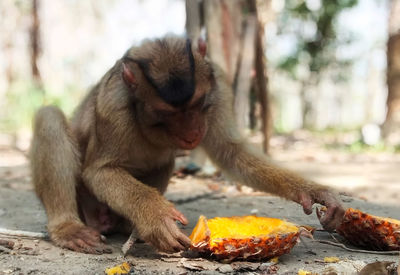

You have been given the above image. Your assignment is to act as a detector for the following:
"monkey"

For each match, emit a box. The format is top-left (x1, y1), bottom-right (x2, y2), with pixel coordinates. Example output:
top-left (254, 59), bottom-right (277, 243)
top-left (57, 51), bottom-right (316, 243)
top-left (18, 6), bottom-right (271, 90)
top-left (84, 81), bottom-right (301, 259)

top-left (30, 36), bottom-right (345, 254)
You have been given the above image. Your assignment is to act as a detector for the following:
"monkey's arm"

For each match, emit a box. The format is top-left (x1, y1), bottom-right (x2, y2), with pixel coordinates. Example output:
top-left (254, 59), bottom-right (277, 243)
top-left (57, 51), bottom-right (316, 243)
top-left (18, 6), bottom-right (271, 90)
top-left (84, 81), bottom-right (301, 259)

top-left (203, 130), bottom-right (344, 230)
top-left (201, 83), bottom-right (344, 231)
top-left (82, 165), bottom-right (190, 252)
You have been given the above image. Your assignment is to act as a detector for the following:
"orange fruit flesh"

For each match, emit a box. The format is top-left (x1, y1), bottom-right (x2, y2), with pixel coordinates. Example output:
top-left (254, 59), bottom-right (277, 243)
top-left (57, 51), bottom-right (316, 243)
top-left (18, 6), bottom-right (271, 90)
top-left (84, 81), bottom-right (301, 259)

top-left (206, 216), bottom-right (298, 246)
top-left (189, 215), bottom-right (209, 245)
top-left (190, 215), bottom-right (299, 246)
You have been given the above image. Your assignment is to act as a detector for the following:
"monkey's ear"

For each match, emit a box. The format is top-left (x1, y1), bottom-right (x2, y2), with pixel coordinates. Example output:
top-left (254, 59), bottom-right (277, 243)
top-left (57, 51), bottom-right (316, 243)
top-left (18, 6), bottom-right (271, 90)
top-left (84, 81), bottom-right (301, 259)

top-left (122, 62), bottom-right (137, 89)
top-left (197, 38), bottom-right (207, 58)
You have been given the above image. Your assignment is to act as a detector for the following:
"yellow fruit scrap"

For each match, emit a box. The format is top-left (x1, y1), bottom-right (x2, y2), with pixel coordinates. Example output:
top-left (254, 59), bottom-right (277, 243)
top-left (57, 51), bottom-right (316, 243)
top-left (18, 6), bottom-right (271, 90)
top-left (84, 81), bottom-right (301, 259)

top-left (324, 256), bottom-right (340, 263)
top-left (189, 215), bottom-right (300, 260)
top-left (270, 257), bottom-right (279, 264)
top-left (105, 262), bottom-right (131, 275)
top-left (298, 269), bottom-right (312, 275)
top-left (189, 215), bottom-right (210, 247)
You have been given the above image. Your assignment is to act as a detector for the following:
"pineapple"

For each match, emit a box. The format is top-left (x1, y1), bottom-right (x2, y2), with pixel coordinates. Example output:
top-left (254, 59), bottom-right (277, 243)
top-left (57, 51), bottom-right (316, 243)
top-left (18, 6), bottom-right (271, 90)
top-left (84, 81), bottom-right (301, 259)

top-left (189, 215), bottom-right (300, 260)
top-left (337, 208), bottom-right (400, 250)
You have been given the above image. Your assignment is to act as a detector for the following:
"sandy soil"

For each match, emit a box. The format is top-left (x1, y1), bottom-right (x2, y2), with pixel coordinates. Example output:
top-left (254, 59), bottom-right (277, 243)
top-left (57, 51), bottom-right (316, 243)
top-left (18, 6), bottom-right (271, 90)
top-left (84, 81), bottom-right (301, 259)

top-left (0, 138), bottom-right (399, 274)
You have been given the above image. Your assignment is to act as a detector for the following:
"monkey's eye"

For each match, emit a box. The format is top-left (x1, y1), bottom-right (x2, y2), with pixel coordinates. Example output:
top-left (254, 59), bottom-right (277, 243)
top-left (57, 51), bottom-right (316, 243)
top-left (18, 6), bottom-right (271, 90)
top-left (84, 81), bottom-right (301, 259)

top-left (201, 102), bottom-right (212, 112)
top-left (155, 110), bottom-right (177, 117)
top-left (151, 121), bottom-right (165, 128)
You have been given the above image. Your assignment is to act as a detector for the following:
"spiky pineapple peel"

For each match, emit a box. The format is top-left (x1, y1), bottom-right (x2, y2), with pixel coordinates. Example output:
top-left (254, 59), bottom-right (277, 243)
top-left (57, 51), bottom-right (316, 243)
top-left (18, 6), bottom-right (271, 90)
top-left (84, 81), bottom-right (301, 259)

top-left (336, 208), bottom-right (400, 251)
top-left (189, 215), bottom-right (301, 260)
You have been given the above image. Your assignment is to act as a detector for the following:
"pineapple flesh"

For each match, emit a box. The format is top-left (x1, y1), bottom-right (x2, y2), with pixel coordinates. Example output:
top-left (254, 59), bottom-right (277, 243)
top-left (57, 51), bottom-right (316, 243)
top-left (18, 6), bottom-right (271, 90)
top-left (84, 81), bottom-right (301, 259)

top-left (189, 215), bottom-right (300, 260)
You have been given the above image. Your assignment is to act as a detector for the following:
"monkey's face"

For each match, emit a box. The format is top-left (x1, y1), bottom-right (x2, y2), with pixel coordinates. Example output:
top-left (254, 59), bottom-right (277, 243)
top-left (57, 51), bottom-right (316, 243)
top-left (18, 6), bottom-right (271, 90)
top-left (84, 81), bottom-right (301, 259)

top-left (121, 36), bottom-right (215, 150)
top-left (147, 94), bottom-right (211, 150)
top-left (131, 78), bottom-right (214, 150)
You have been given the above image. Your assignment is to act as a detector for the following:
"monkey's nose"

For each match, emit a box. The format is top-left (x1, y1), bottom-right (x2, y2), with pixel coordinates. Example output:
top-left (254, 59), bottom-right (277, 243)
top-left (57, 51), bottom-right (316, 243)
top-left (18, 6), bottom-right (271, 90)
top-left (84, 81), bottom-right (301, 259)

top-left (182, 137), bottom-right (196, 143)
top-left (182, 132), bottom-right (200, 143)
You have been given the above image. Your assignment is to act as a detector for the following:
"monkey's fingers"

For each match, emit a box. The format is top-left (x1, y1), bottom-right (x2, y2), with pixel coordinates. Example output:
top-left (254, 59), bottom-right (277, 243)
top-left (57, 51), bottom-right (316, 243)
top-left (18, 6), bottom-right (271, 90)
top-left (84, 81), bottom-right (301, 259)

top-left (155, 219), bottom-right (191, 253)
top-left (298, 192), bottom-right (314, 215)
top-left (176, 230), bottom-right (191, 248)
top-left (169, 222), bottom-right (191, 249)
top-left (166, 219), bottom-right (191, 247)
top-left (156, 229), bottom-right (185, 253)
top-left (317, 204), bottom-right (345, 232)
top-left (170, 208), bottom-right (188, 225)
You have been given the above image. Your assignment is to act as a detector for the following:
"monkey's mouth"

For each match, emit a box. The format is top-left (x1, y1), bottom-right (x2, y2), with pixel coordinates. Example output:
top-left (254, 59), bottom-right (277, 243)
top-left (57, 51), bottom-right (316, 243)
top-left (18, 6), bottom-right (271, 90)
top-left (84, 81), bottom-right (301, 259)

top-left (174, 135), bottom-right (203, 150)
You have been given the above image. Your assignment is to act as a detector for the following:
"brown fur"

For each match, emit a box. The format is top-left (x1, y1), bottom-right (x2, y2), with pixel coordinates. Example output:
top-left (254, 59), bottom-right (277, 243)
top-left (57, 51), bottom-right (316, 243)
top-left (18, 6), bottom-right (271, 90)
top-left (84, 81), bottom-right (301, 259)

top-left (30, 36), bottom-right (344, 254)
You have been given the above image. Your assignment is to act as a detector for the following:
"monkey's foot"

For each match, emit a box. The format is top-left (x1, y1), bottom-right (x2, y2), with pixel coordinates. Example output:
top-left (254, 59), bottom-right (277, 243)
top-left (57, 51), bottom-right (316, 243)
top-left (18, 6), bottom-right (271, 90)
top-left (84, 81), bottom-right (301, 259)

top-left (51, 221), bottom-right (112, 254)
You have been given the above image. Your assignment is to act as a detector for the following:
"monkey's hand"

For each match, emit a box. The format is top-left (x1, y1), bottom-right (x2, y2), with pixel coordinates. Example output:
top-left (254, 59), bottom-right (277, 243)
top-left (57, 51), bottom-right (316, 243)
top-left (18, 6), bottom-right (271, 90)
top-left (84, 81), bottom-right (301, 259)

top-left (51, 221), bottom-right (112, 254)
top-left (298, 188), bottom-right (345, 231)
top-left (135, 198), bottom-right (191, 253)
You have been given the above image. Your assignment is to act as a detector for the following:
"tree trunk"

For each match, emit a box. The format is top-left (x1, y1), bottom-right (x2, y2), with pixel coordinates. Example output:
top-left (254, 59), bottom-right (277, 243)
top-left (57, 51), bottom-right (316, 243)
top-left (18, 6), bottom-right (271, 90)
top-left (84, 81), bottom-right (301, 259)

top-left (185, 0), bottom-right (202, 42)
top-left (234, 16), bottom-right (257, 132)
top-left (30, 0), bottom-right (43, 89)
top-left (185, 0), bottom-right (208, 168)
top-left (383, 0), bottom-right (400, 145)
top-left (203, 0), bottom-right (242, 85)
top-left (251, 0), bottom-right (273, 153)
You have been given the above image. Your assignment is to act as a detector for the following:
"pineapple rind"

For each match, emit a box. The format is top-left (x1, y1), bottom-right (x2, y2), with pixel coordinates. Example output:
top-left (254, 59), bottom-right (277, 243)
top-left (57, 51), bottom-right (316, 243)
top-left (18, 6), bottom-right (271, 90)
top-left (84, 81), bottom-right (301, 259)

top-left (337, 208), bottom-right (400, 251)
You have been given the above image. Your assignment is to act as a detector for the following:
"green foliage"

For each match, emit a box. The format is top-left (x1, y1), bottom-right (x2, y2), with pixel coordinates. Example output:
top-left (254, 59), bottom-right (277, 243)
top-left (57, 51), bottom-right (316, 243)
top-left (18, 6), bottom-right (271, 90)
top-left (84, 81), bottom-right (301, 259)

top-left (326, 138), bottom-right (400, 153)
top-left (277, 0), bottom-right (358, 82)
top-left (0, 81), bottom-right (82, 133)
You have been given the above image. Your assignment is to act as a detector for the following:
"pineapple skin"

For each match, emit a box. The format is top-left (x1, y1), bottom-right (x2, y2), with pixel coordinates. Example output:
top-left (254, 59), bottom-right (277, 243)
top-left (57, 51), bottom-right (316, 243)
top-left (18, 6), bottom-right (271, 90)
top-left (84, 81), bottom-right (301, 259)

top-left (337, 208), bottom-right (400, 251)
top-left (208, 232), bottom-right (300, 260)
top-left (190, 215), bottom-right (300, 261)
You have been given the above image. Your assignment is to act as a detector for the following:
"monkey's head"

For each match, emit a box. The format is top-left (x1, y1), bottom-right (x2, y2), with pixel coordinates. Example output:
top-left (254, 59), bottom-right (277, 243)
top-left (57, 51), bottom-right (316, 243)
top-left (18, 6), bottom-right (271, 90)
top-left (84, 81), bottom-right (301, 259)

top-left (121, 36), bottom-right (215, 150)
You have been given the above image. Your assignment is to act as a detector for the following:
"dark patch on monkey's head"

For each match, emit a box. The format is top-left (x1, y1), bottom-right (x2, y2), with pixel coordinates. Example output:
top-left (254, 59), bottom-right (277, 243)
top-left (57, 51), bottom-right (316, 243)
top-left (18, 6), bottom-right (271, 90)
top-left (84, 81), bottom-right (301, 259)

top-left (125, 38), bottom-right (196, 107)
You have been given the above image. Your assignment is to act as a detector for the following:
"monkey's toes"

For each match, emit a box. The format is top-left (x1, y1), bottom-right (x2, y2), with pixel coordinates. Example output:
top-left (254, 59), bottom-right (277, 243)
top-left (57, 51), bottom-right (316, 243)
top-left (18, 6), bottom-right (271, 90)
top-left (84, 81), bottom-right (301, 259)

top-left (51, 221), bottom-right (113, 254)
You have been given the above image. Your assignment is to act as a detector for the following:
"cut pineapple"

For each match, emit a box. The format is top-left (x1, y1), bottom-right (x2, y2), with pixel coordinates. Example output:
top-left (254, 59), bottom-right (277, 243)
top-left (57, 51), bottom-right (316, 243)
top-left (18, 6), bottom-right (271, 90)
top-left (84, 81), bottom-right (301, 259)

top-left (337, 208), bottom-right (400, 250)
top-left (189, 215), bottom-right (300, 260)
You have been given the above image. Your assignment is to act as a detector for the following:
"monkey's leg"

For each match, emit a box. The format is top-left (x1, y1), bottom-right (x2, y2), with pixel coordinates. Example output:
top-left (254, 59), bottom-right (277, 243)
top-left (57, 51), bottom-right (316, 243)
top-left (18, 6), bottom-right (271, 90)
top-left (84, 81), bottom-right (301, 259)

top-left (30, 106), bottom-right (111, 254)
top-left (77, 184), bottom-right (123, 235)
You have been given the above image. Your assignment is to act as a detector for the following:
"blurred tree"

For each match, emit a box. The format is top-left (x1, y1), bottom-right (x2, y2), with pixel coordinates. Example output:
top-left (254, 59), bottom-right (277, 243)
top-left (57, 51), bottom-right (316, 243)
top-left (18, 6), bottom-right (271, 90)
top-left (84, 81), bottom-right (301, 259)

top-left (383, 0), bottom-right (400, 145)
top-left (250, 0), bottom-right (273, 153)
top-left (185, 0), bottom-right (272, 153)
top-left (30, 0), bottom-right (43, 89)
top-left (276, 0), bottom-right (357, 128)
top-left (184, 0), bottom-right (272, 174)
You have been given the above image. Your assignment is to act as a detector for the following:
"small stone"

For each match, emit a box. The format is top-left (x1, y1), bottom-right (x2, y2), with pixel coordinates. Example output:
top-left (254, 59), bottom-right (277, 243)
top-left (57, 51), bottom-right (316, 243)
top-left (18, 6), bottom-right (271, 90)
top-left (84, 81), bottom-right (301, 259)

top-left (259, 262), bottom-right (274, 271)
top-left (218, 264), bottom-right (233, 273)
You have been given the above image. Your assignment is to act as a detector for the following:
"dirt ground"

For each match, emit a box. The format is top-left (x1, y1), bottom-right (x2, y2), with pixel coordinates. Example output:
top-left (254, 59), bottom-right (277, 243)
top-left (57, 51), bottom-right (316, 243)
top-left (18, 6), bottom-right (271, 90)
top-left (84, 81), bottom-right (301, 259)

top-left (0, 134), bottom-right (399, 275)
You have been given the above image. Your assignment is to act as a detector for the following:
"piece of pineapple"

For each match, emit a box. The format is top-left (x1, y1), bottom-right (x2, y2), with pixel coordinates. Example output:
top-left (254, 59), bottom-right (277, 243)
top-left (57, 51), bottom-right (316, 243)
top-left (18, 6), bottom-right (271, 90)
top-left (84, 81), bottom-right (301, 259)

top-left (189, 215), bottom-right (300, 260)
top-left (337, 208), bottom-right (400, 250)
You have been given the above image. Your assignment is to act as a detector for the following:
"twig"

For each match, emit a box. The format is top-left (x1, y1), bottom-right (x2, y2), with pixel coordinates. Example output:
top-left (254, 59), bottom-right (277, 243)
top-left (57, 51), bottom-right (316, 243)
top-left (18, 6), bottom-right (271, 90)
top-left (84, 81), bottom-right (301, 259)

top-left (313, 239), bottom-right (400, 256)
top-left (122, 229), bottom-right (139, 256)
top-left (0, 246), bottom-right (13, 254)
top-left (0, 228), bottom-right (48, 239)
top-left (0, 239), bottom-right (14, 249)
